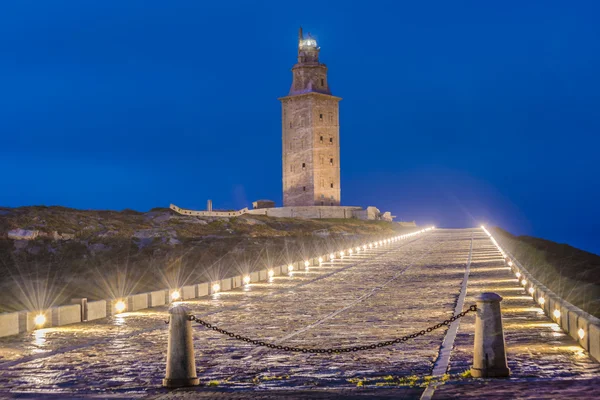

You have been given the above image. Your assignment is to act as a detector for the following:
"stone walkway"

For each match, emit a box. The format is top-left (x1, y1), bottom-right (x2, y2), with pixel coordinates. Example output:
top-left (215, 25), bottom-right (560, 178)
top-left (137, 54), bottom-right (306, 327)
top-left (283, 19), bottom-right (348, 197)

top-left (0, 229), bottom-right (597, 399)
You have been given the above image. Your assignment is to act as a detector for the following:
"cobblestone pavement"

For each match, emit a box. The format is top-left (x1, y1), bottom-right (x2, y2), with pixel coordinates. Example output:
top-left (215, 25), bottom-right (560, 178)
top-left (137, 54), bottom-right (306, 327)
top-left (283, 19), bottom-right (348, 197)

top-left (0, 229), bottom-right (598, 399)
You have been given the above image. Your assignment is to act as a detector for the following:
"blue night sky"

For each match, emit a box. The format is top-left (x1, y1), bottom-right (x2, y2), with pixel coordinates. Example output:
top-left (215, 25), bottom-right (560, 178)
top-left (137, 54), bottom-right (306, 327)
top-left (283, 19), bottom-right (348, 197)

top-left (1, 1), bottom-right (599, 254)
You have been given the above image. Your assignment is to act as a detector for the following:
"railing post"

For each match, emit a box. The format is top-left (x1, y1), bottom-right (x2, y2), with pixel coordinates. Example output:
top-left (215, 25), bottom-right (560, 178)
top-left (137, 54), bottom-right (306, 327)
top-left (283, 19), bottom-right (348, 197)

top-left (471, 292), bottom-right (510, 378)
top-left (163, 306), bottom-right (200, 388)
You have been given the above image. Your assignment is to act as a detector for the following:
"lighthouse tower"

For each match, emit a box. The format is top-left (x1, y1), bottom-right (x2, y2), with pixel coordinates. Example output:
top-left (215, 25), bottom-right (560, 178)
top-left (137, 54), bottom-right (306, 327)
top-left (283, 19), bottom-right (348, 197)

top-left (280, 28), bottom-right (342, 207)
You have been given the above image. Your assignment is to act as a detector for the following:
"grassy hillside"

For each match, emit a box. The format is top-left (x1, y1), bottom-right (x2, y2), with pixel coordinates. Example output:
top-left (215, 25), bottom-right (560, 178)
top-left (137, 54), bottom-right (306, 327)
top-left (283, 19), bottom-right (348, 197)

top-left (0, 206), bottom-right (418, 313)
top-left (492, 227), bottom-right (600, 318)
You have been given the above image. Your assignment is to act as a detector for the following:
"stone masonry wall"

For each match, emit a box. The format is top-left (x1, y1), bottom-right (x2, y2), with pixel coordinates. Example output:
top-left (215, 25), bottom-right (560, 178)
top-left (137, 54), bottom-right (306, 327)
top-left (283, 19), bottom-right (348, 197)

top-left (281, 93), bottom-right (341, 206)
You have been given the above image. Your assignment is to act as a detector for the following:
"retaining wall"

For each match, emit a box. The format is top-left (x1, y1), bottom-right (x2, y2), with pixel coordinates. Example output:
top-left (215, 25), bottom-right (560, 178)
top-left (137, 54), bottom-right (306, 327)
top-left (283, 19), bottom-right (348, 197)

top-left (498, 240), bottom-right (600, 362)
top-left (246, 206), bottom-right (363, 219)
top-left (52, 304), bottom-right (81, 326)
top-left (0, 312), bottom-right (19, 337)
top-left (127, 293), bottom-right (149, 312)
top-left (150, 290), bottom-right (167, 307)
top-left (170, 204), bottom-right (248, 217)
top-left (87, 300), bottom-right (107, 321)
top-left (182, 285), bottom-right (196, 300)
top-left (171, 203), bottom-right (399, 221)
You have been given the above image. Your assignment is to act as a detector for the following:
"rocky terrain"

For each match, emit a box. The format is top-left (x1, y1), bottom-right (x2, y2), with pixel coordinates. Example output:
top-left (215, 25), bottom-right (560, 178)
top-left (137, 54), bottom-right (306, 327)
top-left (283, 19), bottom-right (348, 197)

top-left (0, 206), bottom-right (416, 313)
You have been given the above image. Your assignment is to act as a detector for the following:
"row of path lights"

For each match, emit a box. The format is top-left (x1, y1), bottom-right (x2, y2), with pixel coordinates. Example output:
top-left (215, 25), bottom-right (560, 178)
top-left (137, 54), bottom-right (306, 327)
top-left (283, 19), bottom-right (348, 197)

top-left (31, 228), bottom-right (436, 329)
top-left (227, 228), bottom-right (436, 287)
top-left (162, 226), bottom-right (517, 384)
top-left (480, 226), bottom-right (586, 342)
top-left (163, 227), bottom-right (437, 387)
top-left (28, 227), bottom-right (435, 328)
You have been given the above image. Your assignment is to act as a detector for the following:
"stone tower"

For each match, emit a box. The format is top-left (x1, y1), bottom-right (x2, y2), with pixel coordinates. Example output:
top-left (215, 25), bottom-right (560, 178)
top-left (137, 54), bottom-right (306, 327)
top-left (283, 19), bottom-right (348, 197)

top-left (280, 27), bottom-right (342, 207)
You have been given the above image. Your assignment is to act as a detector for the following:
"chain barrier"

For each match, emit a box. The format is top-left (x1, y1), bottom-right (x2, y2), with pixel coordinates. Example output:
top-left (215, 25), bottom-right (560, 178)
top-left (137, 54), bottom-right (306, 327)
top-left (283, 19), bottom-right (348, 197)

top-left (189, 304), bottom-right (477, 354)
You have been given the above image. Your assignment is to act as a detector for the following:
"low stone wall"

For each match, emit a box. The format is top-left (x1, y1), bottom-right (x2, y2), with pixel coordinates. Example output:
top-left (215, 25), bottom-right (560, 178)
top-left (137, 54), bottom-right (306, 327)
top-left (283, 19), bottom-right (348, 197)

top-left (247, 206), bottom-right (362, 219)
top-left (182, 285), bottom-right (196, 300)
top-left (149, 290), bottom-right (167, 307)
top-left (87, 300), bottom-right (107, 321)
top-left (0, 231), bottom-right (424, 338)
top-left (170, 204), bottom-right (248, 217)
top-left (485, 228), bottom-right (600, 362)
top-left (171, 203), bottom-right (398, 221)
top-left (398, 221), bottom-right (417, 227)
top-left (0, 312), bottom-right (19, 337)
top-left (127, 293), bottom-right (149, 312)
top-left (52, 304), bottom-right (81, 326)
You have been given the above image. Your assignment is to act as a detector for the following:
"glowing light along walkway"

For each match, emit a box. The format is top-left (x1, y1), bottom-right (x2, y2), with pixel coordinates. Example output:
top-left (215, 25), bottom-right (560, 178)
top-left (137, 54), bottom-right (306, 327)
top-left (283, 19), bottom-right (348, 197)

top-left (0, 229), bottom-right (432, 369)
top-left (0, 228), bottom-right (597, 398)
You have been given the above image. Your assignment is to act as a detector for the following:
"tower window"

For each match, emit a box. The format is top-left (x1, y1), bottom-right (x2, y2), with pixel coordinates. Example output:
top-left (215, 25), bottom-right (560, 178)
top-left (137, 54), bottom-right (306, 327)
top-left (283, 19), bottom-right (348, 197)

top-left (329, 137), bottom-right (333, 144)
top-left (289, 122), bottom-right (292, 128)
top-left (321, 194), bottom-right (325, 199)
top-left (330, 183), bottom-right (334, 188)
top-left (321, 79), bottom-right (324, 86)
top-left (303, 186), bottom-right (306, 191)
top-left (319, 113), bottom-right (323, 120)
top-left (320, 135), bottom-right (323, 143)
top-left (330, 158), bottom-right (333, 165)
top-left (302, 162), bottom-right (306, 169)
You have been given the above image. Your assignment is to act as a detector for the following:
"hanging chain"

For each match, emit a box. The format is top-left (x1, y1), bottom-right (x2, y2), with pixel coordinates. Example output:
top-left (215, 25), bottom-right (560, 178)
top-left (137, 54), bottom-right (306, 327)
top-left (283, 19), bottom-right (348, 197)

top-left (190, 304), bottom-right (476, 354)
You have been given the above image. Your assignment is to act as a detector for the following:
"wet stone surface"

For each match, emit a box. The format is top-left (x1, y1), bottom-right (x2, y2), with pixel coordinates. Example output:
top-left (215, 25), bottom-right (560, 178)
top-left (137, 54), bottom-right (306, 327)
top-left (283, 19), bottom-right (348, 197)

top-left (0, 229), bottom-right (598, 399)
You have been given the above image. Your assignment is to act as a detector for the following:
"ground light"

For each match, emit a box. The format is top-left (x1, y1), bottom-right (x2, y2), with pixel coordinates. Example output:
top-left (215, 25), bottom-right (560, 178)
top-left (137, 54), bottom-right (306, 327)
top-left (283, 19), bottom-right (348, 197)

top-left (329, 253), bottom-right (335, 260)
top-left (115, 300), bottom-right (126, 313)
top-left (268, 269), bottom-right (274, 279)
top-left (171, 290), bottom-right (181, 301)
top-left (521, 279), bottom-right (527, 286)
top-left (304, 261), bottom-right (310, 268)
top-left (212, 283), bottom-right (220, 293)
top-left (243, 276), bottom-right (251, 285)
top-left (318, 257), bottom-right (323, 264)
top-left (578, 328), bottom-right (585, 340)
top-left (553, 309), bottom-right (561, 319)
top-left (538, 297), bottom-right (545, 306)
top-left (34, 313), bottom-right (46, 326)
top-left (528, 287), bottom-right (535, 295)
top-left (516, 272), bottom-right (521, 278)
top-left (288, 264), bottom-right (294, 271)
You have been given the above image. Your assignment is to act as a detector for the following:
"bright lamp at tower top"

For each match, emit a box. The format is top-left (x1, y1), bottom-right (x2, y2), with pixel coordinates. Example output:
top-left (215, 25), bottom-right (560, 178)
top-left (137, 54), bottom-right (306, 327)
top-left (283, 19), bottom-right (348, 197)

top-left (301, 38), bottom-right (317, 48)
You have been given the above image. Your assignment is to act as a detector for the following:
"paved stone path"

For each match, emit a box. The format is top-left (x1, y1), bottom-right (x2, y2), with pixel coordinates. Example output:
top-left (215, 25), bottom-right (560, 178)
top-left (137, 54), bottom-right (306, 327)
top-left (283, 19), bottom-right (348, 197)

top-left (0, 229), bottom-right (597, 399)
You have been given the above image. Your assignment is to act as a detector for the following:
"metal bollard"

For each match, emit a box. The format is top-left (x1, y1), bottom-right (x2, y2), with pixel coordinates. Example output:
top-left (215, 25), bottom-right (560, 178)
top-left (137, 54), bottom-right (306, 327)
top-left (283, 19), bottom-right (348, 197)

top-left (471, 292), bottom-right (510, 378)
top-left (163, 306), bottom-right (200, 388)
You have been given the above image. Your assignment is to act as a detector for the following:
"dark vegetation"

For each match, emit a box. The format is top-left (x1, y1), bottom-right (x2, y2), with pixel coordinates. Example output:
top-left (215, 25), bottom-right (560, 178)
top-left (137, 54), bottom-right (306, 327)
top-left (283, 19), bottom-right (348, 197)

top-left (0, 206), bottom-right (419, 313)
top-left (492, 227), bottom-right (600, 318)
